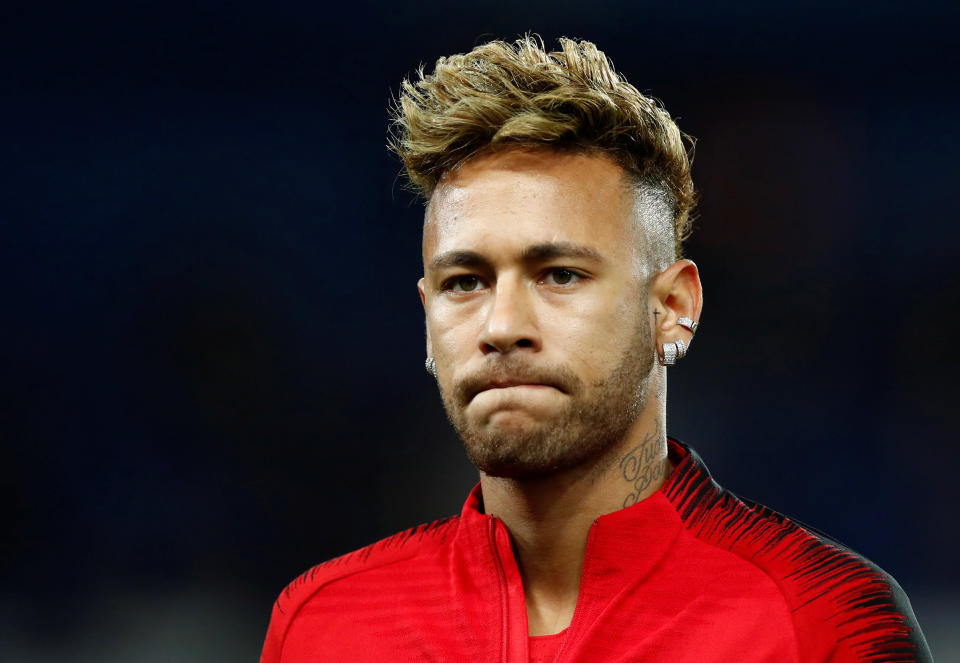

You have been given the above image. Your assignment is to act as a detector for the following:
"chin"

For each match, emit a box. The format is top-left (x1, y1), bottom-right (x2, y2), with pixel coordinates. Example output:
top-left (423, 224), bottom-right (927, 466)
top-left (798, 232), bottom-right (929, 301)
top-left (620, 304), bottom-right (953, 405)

top-left (461, 422), bottom-right (604, 480)
top-left (472, 455), bottom-right (567, 480)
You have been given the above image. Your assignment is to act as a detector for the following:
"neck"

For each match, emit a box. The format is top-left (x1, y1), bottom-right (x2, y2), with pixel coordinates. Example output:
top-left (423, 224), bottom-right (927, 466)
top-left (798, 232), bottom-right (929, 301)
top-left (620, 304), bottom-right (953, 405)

top-left (478, 377), bottom-right (670, 636)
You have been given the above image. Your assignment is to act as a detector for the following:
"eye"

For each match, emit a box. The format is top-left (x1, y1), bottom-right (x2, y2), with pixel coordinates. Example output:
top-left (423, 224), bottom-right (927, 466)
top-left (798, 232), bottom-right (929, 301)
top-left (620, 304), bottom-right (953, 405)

top-left (543, 268), bottom-right (582, 286)
top-left (443, 275), bottom-right (484, 292)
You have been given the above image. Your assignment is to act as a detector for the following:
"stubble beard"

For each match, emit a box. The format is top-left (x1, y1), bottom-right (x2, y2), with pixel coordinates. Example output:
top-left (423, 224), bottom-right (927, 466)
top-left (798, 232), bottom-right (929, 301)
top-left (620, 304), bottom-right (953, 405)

top-left (439, 319), bottom-right (656, 480)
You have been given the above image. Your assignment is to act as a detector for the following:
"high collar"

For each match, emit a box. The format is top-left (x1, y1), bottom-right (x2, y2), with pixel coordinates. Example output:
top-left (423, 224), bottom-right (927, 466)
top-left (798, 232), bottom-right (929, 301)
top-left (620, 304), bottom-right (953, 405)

top-left (452, 439), bottom-right (700, 648)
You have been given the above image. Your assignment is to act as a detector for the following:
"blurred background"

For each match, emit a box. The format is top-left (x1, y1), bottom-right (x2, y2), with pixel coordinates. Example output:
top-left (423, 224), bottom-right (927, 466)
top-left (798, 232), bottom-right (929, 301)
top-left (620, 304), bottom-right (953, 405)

top-left (3, 1), bottom-right (958, 660)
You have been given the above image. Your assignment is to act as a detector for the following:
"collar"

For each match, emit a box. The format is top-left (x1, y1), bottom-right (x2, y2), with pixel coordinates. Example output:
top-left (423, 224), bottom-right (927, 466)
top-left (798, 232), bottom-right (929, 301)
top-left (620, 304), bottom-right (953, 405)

top-left (452, 439), bottom-right (702, 646)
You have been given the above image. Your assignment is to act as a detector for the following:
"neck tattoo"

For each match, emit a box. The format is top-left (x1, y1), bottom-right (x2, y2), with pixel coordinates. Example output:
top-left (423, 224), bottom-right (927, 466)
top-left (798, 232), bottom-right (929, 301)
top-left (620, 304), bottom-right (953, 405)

top-left (617, 416), bottom-right (665, 508)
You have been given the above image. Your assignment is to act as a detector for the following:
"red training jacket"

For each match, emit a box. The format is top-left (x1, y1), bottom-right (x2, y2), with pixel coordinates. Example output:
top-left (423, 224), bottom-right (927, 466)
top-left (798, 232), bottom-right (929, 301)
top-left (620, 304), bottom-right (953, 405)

top-left (261, 440), bottom-right (930, 662)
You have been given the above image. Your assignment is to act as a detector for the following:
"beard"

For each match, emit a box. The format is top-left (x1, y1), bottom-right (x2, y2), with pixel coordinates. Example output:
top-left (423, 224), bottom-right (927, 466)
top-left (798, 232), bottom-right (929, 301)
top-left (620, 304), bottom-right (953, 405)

top-left (439, 318), bottom-right (656, 480)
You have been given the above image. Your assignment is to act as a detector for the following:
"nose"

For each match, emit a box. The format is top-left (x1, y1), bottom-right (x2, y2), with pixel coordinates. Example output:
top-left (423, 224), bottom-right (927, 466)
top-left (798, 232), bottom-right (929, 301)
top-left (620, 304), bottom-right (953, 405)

top-left (478, 279), bottom-right (542, 355)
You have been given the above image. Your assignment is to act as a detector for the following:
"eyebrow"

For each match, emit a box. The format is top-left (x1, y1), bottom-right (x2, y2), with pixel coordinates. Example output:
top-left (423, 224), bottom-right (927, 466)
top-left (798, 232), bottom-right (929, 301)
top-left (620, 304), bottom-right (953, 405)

top-left (521, 242), bottom-right (603, 263)
top-left (428, 242), bottom-right (603, 273)
top-left (428, 250), bottom-right (489, 272)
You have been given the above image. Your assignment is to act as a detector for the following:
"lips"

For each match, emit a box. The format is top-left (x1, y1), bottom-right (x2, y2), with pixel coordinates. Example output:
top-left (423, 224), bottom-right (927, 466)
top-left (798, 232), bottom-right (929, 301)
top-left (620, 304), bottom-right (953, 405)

top-left (454, 362), bottom-right (578, 405)
top-left (472, 379), bottom-right (563, 399)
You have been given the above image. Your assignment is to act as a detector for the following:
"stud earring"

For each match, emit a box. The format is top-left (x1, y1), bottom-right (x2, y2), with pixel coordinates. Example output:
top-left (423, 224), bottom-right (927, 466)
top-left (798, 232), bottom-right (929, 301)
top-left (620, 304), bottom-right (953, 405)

top-left (677, 317), bottom-right (698, 334)
top-left (658, 316), bottom-right (699, 366)
top-left (424, 357), bottom-right (437, 378)
top-left (675, 338), bottom-right (688, 360)
top-left (658, 342), bottom-right (678, 366)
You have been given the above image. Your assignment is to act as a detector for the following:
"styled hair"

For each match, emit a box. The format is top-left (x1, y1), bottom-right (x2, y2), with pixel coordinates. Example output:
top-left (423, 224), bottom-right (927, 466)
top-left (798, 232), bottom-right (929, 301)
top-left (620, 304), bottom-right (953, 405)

top-left (389, 35), bottom-right (696, 258)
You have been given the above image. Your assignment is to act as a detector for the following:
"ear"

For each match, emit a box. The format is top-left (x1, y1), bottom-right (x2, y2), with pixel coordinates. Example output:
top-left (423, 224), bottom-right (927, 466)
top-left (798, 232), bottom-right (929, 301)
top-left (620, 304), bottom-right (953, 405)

top-left (648, 259), bottom-right (703, 348)
top-left (417, 277), bottom-right (433, 358)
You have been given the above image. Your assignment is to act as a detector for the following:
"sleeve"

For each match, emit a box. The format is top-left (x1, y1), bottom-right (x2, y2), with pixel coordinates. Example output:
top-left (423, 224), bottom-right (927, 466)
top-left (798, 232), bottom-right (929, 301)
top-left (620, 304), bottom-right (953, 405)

top-left (822, 576), bottom-right (933, 663)
top-left (259, 596), bottom-right (291, 663)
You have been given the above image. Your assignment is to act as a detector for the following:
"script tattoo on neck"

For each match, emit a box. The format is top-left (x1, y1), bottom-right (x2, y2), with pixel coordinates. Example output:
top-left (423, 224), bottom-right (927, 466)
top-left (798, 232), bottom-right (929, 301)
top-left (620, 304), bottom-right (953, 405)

top-left (618, 416), bottom-right (665, 509)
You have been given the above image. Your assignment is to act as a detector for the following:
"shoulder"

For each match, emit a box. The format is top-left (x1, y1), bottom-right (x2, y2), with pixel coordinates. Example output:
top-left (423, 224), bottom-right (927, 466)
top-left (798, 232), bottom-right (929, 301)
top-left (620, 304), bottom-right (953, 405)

top-left (663, 440), bottom-right (931, 662)
top-left (259, 516), bottom-right (458, 663)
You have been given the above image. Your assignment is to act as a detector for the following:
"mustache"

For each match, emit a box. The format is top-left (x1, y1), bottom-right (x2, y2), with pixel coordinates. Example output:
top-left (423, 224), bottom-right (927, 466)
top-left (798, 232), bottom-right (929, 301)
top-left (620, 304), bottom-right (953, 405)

top-left (453, 357), bottom-right (583, 403)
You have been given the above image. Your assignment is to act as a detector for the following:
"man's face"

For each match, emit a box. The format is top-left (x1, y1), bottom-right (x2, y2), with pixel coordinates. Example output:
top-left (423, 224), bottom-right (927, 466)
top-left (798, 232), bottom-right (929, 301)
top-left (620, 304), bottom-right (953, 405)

top-left (419, 149), bottom-right (657, 479)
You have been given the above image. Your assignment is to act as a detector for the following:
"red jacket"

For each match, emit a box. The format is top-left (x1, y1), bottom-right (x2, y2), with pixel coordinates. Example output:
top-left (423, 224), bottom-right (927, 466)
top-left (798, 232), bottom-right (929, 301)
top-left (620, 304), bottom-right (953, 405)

top-left (261, 440), bottom-right (930, 662)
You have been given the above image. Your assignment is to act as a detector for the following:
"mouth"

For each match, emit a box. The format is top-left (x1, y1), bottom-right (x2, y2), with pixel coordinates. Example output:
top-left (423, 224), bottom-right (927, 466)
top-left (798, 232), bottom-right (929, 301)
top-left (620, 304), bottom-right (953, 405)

top-left (473, 380), bottom-right (564, 399)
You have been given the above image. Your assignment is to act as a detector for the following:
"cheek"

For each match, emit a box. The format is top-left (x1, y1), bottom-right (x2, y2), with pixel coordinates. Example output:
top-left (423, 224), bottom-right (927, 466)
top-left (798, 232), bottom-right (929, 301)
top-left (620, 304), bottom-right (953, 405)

top-left (428, 304), bottom-right (480, 361)
top-left (551, 316), bottom-right (610, 368)
top-left (542, 296), bottom-right (643, 367)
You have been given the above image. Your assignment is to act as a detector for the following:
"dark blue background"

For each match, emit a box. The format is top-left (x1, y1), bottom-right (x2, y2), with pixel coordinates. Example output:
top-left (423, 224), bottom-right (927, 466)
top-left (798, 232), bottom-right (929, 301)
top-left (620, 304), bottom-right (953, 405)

top-left (4, 1), bottom-right (958, 659)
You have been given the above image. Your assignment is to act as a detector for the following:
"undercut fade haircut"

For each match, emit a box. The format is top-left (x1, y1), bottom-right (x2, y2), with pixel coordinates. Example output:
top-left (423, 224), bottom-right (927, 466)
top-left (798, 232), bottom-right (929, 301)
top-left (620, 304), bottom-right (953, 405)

top-left (389, 35), bottom-right (697, 260)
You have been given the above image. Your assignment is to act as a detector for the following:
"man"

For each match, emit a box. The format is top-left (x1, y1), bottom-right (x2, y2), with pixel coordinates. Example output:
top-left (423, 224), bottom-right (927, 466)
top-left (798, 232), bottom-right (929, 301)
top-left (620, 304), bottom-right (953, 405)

top-left (260, 36), bottom-right (930, 662)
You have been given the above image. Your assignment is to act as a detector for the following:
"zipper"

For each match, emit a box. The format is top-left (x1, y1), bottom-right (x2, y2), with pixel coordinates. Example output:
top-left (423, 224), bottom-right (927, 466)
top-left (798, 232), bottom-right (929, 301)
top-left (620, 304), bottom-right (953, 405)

top-left (488, 517), bottom-right (510, 663)
top-left (553, 520), bottom-right (599, 662)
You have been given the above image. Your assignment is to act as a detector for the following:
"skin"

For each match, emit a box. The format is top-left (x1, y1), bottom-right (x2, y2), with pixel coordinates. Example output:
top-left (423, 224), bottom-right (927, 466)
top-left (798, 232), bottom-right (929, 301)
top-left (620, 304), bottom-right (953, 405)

top-left (418, 148), bottom-right (703, 636)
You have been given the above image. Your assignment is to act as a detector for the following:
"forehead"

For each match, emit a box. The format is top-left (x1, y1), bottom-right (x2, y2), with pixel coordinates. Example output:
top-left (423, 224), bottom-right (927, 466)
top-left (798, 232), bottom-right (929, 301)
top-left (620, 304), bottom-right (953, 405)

top-left (423, 149), bottom-right (638, 264)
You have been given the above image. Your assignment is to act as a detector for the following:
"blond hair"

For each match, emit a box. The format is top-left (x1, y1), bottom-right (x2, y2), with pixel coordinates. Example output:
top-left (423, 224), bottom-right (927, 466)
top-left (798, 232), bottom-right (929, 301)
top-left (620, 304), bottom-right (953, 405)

top-left (389, 35), bottom-right (696, 258)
